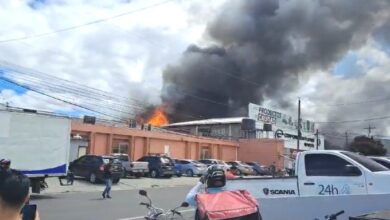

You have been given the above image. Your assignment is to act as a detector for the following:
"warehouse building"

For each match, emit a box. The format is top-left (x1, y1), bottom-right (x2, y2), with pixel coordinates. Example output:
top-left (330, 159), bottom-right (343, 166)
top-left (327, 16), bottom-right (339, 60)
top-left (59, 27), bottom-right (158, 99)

top-left (164, 103), bottom-right (325, 170)
top-left (70, 118), bottom-right (239, 162)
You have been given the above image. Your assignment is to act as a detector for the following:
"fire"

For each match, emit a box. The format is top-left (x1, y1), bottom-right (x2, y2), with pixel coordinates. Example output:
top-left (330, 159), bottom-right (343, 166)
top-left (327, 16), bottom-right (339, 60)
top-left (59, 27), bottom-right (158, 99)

top-left (147, 107), bottom-right (169, 127)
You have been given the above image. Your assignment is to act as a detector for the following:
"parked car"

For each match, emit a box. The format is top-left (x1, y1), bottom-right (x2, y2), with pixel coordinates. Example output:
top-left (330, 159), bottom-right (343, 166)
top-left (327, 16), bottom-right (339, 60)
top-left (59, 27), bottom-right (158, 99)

top-left (226, 161), bottom-right (254, 175)
top-left (198, 159), bottom-right (231, 171)
top-left (173, 160), bottom-right (183, 177)
top-left (245, 161), bottom-right (272, 176)
top-left (112, 153), bottom-right (149, 178)
top-left (137, 155), bottom-right (175, 178)
top-left (369, 156), bottom-right (390, 169)
top-left (174, 159), bottom-right (208, 177)
top-left (69, 155), bottom-right (123, 184)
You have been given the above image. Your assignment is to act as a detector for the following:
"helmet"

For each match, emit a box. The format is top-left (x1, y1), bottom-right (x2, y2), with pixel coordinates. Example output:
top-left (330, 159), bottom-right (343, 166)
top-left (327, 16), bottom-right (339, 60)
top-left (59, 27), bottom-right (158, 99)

top-left (0, 159), bottom-right (10, 166)
top-left (205, 165), bottom-right (226, 188)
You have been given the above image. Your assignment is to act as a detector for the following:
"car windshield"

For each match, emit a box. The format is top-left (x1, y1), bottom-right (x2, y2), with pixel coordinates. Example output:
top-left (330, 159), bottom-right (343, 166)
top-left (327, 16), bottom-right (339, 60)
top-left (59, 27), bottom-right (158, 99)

top-left (102, 157), bottom-right (120, 164)
top-left (160, 157), bottom-right (172, 164)
top-left (342, 152), bottom-right (389, 172)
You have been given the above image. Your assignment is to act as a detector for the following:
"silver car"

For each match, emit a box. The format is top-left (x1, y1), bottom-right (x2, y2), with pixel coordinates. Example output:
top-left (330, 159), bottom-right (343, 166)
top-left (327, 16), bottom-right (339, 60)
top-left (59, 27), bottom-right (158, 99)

top-left (175, 159), bottom-right (208, 177)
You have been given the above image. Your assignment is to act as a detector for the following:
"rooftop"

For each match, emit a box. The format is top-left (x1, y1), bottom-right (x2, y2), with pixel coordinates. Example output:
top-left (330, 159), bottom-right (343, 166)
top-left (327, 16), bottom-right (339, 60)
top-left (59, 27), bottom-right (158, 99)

top-left (164, 117), bottom-right (247, 127)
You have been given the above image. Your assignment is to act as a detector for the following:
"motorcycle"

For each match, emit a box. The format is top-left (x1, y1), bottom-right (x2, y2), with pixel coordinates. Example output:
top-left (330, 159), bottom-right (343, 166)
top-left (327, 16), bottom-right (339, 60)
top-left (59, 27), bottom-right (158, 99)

top-left (315, 210), bottom-right (345, 220)
top-left (139, 190), bottom-right (189, 220)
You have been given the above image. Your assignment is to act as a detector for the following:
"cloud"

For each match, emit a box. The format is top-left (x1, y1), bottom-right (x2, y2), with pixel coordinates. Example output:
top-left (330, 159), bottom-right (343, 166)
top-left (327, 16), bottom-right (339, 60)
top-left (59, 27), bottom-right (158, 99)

top-left (161, 0), bottom-right (390, 123)
top-left (0, 0), bottom-right (227, 118)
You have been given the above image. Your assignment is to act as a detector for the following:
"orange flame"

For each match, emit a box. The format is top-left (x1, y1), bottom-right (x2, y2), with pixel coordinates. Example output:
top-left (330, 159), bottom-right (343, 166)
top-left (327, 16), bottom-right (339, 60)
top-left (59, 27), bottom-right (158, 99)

top-left (147, 107), bottom-right (169, 127)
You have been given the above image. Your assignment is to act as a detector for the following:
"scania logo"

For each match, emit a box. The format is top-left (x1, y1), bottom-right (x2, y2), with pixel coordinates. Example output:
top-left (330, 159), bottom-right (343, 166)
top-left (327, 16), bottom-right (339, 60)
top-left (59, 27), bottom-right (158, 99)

top-left (263, 188), bottom-right (295, 195)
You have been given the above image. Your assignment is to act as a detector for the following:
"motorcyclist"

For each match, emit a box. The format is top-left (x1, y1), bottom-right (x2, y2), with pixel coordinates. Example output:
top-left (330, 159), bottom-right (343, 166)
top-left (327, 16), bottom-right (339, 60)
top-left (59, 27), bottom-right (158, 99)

top-left (185, 164), bottom-right (236, 207)
top-left (0, 159), bottom-right (11, 172)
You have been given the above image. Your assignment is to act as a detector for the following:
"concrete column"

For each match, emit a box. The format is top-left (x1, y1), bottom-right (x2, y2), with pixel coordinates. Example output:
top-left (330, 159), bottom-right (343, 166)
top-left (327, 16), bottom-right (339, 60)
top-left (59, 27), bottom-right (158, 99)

top-left (185, 141), bottom-right (190, 158)
top-left (195, 142), bottom-right (200, 160)
top-left (89, 132), bottom-right (95, 154)
top-left (106, 133), bottom-right (113, 155)
top-left (217, 145), bottom-right (222, 159)
top-left (129, 136), bottom-right (135, 160)
top-left (143, 137), bottom-right (150, 155)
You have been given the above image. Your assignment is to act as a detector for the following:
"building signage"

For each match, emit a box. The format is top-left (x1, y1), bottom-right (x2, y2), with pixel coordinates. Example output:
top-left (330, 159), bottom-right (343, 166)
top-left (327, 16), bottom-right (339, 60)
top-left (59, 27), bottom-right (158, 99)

top-left (248, 103), bottom-right (315, 133)
top-left (274, 129), bottom-right (317, 148)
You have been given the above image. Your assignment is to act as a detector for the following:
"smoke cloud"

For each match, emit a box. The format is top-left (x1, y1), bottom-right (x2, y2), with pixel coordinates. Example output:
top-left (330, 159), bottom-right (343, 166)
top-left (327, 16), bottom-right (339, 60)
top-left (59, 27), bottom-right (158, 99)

top-left (162, 0), bottom-right (390, 122)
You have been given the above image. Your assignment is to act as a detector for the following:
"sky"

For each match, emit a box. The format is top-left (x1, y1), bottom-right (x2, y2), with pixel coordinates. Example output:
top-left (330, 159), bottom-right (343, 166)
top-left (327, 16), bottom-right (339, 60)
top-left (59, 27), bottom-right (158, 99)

top-left (1, 0), bottom-right (390, 146)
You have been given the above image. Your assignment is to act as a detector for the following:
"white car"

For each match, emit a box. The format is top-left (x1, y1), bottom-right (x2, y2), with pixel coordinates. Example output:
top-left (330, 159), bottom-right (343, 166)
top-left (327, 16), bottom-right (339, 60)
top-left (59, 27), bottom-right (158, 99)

top-left (198, 159), bottom-right (231, 171)
top-left (369, 156), bottom-right (390, 169)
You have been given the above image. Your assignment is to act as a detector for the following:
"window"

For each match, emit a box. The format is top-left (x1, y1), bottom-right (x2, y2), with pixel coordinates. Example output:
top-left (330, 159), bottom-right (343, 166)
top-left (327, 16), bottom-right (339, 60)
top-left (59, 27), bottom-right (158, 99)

top-left (200, 147), bottom-right (211, 159)
top-left (118, 155), bottom-right (129, 162)
top-left (180, 160), bottom-right (190, 164)
top-left (92, 156), bottom-right (102, 164)
top-left (305, 154), bottom-right (361, 176)
top-left (341, 152), bottom-right (389, 172)
top-left (112, 142), bottom-right (128, 154)
top-left (76, 156), bottom-right (88, 164)
top-left (160, 157), bottom-right (173, 164)
top-left (373, 159), bottom-right (390, 169)
top-left (102, 157), bottom-right (120, 164)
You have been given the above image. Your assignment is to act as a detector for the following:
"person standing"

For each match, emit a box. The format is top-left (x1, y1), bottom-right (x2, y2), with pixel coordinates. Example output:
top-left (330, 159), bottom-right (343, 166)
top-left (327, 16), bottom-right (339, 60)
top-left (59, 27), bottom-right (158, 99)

top-left (102, 161), bottom-right (113, 199)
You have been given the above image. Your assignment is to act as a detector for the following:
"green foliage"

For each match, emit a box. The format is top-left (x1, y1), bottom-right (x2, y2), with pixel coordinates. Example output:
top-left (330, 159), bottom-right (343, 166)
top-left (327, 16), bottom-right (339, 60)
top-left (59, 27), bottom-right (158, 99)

top-left (348, 136), bottom-right (387, 156)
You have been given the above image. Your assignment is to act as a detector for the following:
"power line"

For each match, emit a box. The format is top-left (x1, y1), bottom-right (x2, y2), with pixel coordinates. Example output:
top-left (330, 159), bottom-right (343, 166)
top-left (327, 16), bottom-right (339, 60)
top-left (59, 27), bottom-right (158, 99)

top-left (0, 0), bottom-right (175, 44)
top-left (315, 115), bottom-right (390, 124)
top-left (0, 76), bottom-right (126, 121)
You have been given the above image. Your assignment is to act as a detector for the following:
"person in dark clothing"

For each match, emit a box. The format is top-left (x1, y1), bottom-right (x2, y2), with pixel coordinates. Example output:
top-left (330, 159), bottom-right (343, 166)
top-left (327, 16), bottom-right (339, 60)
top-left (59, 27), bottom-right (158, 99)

top-left (102, 162), bottom-right (113, 199)
top-left (0, 159), bottom-right (11, 172)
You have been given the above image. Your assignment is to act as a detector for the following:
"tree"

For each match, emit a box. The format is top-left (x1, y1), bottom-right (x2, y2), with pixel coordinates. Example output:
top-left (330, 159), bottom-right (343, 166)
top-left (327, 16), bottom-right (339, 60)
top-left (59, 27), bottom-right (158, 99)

top-left (324, 139), bottom-right (343, 150)
top-left (348, 136), bottom-right (387, 156)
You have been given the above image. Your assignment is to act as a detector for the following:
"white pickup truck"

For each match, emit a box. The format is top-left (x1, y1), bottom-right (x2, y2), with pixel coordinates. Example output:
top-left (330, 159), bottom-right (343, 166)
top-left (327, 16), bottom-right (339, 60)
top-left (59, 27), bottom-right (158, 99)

top-left (112, 153), bottom-right (149, 178)
top-left (225, 150), bottom-right (390, 220)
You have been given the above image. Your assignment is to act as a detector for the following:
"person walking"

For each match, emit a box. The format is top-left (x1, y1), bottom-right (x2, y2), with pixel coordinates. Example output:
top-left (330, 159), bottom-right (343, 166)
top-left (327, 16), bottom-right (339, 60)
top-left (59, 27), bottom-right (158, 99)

top-left (102, 161), bottom-right (113, 199)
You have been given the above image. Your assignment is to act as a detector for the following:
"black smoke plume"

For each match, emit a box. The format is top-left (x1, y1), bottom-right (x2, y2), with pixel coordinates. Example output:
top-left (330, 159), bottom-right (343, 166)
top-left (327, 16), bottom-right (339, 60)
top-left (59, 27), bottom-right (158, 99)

top-left (162, 0), bottom-right (390, 122)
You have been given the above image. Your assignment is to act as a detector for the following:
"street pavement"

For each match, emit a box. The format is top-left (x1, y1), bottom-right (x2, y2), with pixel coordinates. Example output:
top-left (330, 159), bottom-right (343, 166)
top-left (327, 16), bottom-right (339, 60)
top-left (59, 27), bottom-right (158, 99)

top-left (32, 186), bottom-right (195, 220)
top-left (44, 176), bottom-right (199, 194)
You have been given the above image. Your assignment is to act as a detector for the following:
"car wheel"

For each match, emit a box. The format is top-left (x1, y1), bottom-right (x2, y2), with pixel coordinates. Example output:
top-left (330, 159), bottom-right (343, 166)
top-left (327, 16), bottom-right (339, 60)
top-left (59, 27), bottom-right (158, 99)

top-left (186, 169), bottom-right (194, 177)
top-left (150, 169), bottom-right (159, 178)
top-left (165, 174), bottom-right (173, 178)
top-left (176, 173), bottom-right (182, 177)
top-left (89, 172), bottom-right (97, 184)
top-left (235, 169), bottom-right (242, 176)
top-left (135, 173), bottom-right (142, 178)
top-left (113, 178), bottom-right (120, 184)
top-left (255, 170), bottom-right (261, 176)
top-left (197, 174), bottom-right (202, 177)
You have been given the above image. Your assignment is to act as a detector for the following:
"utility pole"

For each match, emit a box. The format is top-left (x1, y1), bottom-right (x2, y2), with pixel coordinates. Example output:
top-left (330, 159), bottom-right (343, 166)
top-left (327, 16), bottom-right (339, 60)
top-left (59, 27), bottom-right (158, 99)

top-left (297, 98), bottom-right (301, 151)
top-left (364, 124), bottom-right (376, 137)
top-left (345, 131), bottom-right (349, 148)
top-left (315, 129), bottom-right (319, 150)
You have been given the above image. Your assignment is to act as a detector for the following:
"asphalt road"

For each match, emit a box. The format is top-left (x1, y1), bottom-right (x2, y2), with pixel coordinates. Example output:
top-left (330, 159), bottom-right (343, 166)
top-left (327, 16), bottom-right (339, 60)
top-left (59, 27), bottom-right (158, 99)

top-left (31, 186), bottom-right (195, 220)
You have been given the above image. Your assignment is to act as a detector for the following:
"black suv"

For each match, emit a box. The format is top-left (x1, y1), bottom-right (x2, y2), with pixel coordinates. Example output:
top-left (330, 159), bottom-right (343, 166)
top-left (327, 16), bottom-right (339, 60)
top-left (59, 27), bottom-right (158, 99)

top-left (137, 155), bottom-right (175, 178)
top-left (69, 155), bottom-right (123, 184)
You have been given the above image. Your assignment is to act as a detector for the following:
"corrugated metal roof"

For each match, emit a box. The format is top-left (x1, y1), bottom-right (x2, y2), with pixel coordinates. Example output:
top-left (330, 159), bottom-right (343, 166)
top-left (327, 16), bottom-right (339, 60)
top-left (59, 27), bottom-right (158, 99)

top-left (164, 117), bottom-right (247, 127)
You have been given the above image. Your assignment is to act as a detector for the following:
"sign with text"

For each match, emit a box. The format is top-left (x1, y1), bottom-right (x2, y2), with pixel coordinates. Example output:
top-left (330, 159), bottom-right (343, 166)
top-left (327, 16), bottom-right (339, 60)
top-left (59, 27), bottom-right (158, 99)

top-left (248, 103), bottom-right (315, 133)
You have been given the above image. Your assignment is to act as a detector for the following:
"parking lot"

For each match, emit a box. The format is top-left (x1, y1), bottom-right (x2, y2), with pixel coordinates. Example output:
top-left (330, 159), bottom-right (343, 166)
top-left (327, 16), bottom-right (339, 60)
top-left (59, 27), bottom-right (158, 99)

top-left (43, 176), bottom-right (199, 194)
